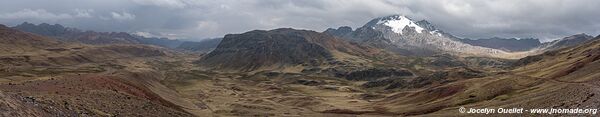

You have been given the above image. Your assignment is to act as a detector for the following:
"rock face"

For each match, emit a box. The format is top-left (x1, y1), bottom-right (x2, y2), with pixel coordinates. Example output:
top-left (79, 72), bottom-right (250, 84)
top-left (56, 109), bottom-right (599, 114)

top-left (326, 15), bottom-right (512, 58)
top-left (459, 37), bottom-right (541, 52)
top-left (198, 28), bottom-right (379, 72)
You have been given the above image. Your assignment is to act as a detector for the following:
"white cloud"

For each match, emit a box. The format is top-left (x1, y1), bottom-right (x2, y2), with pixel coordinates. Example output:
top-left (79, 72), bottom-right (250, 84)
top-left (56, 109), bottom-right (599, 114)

top-left (133, 31), bottom-right (183, 39)
top-left (132, 31), bottom-right (158, 37)
top-left (131, 0), bottom-right (187, 8)
top-left (74, 9), bottom-right (94, 18)
top-left (110, 12), bottom-right (135, 21)
top-left (0, 9), bottom-right (93, 20)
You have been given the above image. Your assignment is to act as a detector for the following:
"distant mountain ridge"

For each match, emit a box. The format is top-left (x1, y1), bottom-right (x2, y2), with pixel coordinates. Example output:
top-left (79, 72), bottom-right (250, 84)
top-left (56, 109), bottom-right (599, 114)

top-left (326, 15), bottom-right (597, 58)
top-left (457, 34), bottom-right (596, 52)
top-left (12, 22), bottom-right (220, 51)
top-left (537, 33), bottom-right (595, 51)
top-left (13, 22), bottom-right (141, 45)
top-left (459, 37), bottom-right (541, 52)
top-left (0, 24), bottom-right (63, 54)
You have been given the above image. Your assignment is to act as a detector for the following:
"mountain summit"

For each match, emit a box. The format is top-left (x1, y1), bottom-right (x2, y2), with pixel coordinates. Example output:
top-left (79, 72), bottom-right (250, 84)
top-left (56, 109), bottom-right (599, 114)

top-left (363, 15), bottom-right (449, 38)
top-left (365, 15), bottom-right (427, 35)
top-left (326, 15), bottom-right (521, 58)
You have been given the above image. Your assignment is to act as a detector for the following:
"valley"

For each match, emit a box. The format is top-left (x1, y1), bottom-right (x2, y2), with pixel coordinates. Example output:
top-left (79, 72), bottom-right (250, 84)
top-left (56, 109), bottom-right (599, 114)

top-left (1, 13), bottom-right (599, 117)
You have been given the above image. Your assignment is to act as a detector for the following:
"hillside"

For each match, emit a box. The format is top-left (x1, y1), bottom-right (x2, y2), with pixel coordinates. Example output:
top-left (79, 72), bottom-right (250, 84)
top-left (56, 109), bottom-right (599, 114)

top-left (13, 22), bottom-right (141, 45)
top-left (369, 35), bottom-right (600, 116)
top-left (0, 24), bottom-right (63, 54)
top-left (0, 24), bottom-right (210, 116)
top-left (1, 13), bottom-right (599, 116)
top-left (537, 33), bottom-right (595, 51)
top-left (198, 28), bottom-right (383, 72)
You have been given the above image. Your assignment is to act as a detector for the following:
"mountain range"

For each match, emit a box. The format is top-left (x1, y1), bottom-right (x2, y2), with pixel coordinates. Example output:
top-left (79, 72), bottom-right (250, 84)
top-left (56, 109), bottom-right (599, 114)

top-left (12, 22), bottom-right (220, 52)
top-left (326, 15), bottom-right (515, 58)
top-left (537, 33), bottom-right (595, 51)
top-left (326, 15), bottom-right (597, 58)
top-left (459, 37), bottom-right (541, 52)
top-left (1, 14), bottom-right (599, 116)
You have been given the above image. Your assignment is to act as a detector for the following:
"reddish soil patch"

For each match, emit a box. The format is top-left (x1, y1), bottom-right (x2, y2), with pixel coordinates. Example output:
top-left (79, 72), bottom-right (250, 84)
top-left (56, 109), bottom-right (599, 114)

top-left (0, 74), bottom-right (193, 116)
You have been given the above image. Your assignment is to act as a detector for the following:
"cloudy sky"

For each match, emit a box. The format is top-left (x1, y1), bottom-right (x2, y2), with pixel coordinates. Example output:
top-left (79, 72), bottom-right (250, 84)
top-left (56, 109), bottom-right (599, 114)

top-left (1, 0), bottom-right (599, 41)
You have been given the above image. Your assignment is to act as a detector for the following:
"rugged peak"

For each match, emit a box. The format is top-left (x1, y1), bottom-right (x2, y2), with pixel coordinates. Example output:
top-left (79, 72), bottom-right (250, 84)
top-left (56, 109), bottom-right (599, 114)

top-left (363, 15), bottom-right (426, 35)
top-left (349, 15), bottom-right (516, 58)
top-left (360, 15), bottom-right (449, 36)
top-left (415, 20), bottom-right (436, 31)
top-left (378, 15), bottom-right (413, 22)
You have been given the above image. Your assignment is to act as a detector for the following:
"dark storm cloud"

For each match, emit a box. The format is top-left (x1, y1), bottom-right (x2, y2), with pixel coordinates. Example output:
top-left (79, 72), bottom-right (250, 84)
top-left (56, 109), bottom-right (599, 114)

top-left (0, 0), bottom-right (599, 41)
top-left (391, 0), bottom-right (600, 41)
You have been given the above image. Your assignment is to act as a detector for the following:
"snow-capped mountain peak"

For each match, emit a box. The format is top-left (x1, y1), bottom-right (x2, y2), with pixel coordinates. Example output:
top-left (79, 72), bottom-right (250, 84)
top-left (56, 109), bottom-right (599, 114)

top-left (375, 15), bottom-right (425, 34)
top-left (348, 15), bottom-right (517, 58)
